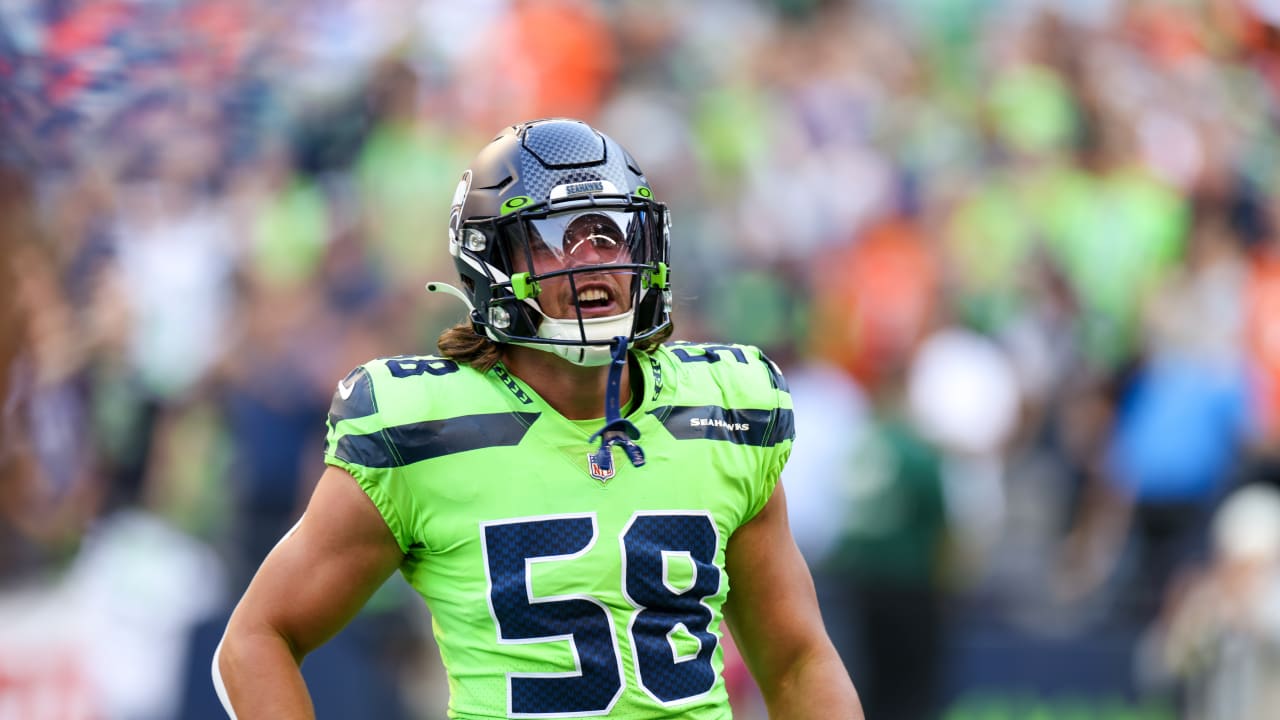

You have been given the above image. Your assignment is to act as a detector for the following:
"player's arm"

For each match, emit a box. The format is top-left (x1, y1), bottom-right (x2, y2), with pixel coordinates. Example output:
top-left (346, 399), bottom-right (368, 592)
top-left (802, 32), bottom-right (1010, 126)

top-left (214, 466), bottom-right (405, 719)
top-left (723, 483), bottom-right (863, 720)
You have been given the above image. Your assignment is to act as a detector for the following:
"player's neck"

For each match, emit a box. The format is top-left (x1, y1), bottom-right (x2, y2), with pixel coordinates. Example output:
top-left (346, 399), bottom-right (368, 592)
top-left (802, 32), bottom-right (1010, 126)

top-left (501, 345), bottom-right (631, 421)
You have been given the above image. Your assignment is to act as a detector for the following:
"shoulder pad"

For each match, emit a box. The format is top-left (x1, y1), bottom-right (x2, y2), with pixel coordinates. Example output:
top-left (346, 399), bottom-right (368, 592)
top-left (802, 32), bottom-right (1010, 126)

top-left (659, 341), bottom-right (790, 399)
top-left (328, 355), bottom-right (497, 428)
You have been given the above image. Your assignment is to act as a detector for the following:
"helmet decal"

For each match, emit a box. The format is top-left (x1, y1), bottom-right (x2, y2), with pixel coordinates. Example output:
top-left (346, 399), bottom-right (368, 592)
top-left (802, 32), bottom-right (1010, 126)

top-left (500, 196), bottom-right (533, 214)
top-left (549, 179), bottom-right (617, 201)
top-left (522, 119), bottom-right (606, 166)
top-left (516, 123), bottom-right (632, 202)
top-left (448, 169), bottom-right (472, 256)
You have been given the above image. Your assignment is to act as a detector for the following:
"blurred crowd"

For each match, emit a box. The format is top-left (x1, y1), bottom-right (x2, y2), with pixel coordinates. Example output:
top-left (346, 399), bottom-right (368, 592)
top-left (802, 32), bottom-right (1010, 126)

top-left (5, 0), bottom-right (1280, 718)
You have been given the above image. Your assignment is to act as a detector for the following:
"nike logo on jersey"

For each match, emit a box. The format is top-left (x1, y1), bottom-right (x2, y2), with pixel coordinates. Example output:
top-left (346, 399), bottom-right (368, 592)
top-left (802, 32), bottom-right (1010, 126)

top-left (337, 377), bottom-right (356, 400)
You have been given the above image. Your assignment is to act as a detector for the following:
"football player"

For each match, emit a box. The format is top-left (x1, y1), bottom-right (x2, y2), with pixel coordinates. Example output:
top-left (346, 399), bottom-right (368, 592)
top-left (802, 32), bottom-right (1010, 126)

top-left (214, 118), bottom-right (862, 719)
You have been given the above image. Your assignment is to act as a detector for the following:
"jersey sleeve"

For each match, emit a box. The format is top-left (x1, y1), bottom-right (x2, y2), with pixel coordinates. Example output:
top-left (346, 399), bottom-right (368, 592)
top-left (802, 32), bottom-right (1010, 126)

top-left (323, 364), bottom-right (413, 554)
top-left (747, 347), bottom-right (795, 521)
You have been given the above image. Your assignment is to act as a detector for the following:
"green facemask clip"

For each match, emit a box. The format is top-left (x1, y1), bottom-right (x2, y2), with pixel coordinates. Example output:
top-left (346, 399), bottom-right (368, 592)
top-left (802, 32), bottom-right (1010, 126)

top-left (511, 272), bottom-right (541, 300)
top-left (643, 262), bottom-right (669, 291)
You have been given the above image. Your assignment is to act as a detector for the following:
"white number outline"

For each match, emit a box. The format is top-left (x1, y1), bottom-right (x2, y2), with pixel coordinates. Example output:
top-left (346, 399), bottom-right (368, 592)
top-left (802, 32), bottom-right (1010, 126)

top-left (480, 513), bottom-right (625, 718)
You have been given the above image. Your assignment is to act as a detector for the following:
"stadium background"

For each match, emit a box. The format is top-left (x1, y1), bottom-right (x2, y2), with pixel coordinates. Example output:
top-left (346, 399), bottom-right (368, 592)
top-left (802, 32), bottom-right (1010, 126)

top-left (4, 0), bottom-right (1280, 717)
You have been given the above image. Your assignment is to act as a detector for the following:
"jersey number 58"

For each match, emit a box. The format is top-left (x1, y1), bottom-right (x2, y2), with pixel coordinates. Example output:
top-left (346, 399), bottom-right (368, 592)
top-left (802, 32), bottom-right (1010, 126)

top-left (481, 512), bottom-right (720, 717)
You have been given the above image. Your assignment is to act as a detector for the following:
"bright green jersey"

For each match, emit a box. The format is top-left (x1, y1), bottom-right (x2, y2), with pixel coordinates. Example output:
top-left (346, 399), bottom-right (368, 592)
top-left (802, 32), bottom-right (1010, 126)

top-left (323, 342), bottom-right (794, 719)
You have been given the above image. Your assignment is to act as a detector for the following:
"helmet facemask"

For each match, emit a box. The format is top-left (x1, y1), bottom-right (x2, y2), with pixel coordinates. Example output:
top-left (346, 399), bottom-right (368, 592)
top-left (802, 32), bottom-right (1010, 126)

top-left (457, 193), bottom-right (671, 366)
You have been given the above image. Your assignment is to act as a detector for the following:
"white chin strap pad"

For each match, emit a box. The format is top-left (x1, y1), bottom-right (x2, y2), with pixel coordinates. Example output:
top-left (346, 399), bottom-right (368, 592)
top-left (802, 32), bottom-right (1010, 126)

top-left (534, 311), bottom-right (636, 366)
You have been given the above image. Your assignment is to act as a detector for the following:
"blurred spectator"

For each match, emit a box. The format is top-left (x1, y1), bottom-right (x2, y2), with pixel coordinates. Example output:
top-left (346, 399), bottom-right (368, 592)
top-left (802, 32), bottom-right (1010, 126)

top-left (98, 119), bottom-right (240, 518)
top-left (213, 273), bottom-right (333, 589)
top-left (828, 356), bottom-right (953, 720)
top-left (1106, 203), bottom-right (1255, 616)
top-left (356, 60), bottom-right (455, 284)
top-left (1041, 108), bottom-right (1189, 372)
top-left (906, 325), bottom-right (1021, 574)
top-left (454, 0), bottom-right (618, 129)
top-left (810, 211), bottom-right (941, 390)
top-left (1246, 217), bottom-right (1280, 447)
top-left (0, 165), bottom-right (100, 582)
top-left (0, 162), bottom-right (228, 720)
top-left (1146, 483), bottom-right (1280, 719)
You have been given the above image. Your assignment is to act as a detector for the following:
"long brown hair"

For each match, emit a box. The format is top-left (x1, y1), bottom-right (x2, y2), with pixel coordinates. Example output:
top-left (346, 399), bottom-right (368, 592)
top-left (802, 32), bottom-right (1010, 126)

top-left (436, 321), bottom-right (674, 372)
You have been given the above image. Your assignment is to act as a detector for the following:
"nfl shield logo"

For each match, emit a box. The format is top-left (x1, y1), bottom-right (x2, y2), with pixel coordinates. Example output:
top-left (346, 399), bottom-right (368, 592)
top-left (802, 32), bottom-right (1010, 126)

top-left (588, 453), bottom-right (615, 483)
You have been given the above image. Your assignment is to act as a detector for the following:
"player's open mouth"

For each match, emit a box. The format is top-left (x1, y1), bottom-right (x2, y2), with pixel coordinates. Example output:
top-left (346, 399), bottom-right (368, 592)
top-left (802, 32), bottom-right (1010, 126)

top-left (575, 285), bottom-right (619, 314)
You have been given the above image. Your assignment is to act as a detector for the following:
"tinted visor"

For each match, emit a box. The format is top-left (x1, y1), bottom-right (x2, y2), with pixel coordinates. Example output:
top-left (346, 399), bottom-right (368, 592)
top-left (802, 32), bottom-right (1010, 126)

top-left (516, 208), bottom-right (659, 272)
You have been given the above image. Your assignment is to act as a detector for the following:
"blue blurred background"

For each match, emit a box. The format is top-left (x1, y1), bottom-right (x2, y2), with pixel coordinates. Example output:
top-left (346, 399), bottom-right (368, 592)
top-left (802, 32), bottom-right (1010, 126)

top-left (4, 1), bottom-right (1280, 718)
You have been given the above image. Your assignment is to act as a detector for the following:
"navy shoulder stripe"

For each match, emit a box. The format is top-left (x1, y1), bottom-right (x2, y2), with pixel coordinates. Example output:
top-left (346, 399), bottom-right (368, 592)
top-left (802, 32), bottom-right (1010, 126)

top-left (328, 366), bottom-right (377, 425)
top-left (766, 403), bottom-right (795, 446)
top-left (650, 405), bottom-right (794, 447)
top-left (758, 350), bottom-right (790, 393)
top-left (336, 412), bottom-right (540, 468)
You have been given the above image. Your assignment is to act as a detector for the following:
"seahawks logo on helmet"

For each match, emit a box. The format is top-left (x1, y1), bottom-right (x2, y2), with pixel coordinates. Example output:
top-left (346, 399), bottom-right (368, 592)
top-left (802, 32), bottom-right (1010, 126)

top-left (448, 169), bottom-right (472, 256)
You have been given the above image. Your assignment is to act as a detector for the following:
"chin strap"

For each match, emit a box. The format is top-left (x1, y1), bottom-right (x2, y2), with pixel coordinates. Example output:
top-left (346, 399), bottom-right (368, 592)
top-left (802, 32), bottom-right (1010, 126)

top-left (588, 336), bottom-right (645, 475)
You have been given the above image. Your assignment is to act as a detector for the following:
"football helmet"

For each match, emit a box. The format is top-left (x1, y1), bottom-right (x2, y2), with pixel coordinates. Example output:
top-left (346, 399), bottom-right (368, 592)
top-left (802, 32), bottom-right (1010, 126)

top-left (432, 118), bottom-right (671, 366)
